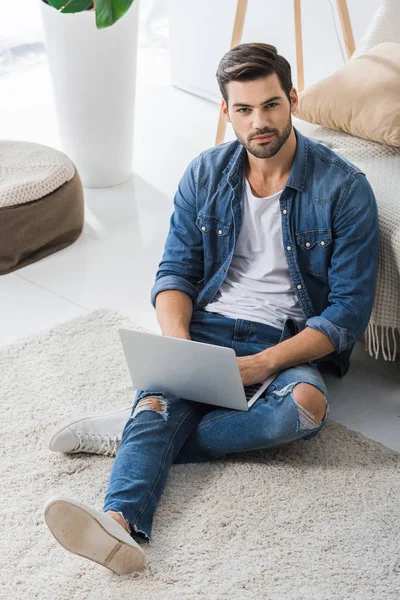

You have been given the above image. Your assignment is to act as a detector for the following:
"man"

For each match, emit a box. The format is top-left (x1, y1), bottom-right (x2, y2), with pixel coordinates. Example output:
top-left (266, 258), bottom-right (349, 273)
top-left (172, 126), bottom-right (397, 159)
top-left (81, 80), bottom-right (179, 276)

top-left (43, 43), bottom-right (379, 575)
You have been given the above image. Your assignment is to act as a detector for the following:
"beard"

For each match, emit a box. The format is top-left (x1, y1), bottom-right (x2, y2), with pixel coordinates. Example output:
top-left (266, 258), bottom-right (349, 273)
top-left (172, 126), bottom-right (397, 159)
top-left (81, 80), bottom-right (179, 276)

top-left (233, 112), bottom-right (293, 159)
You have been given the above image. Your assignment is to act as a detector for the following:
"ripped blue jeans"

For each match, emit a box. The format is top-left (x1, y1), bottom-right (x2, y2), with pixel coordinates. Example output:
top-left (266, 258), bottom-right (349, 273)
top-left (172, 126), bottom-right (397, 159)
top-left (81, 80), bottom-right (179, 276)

top-left (103, 309), bottom-right (329, 543)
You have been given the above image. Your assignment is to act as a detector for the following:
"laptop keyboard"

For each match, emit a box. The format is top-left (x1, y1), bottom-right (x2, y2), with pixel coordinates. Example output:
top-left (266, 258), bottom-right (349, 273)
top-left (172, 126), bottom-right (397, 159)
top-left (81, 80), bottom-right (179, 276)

top-left (243, 383), bottom-right (264, 402)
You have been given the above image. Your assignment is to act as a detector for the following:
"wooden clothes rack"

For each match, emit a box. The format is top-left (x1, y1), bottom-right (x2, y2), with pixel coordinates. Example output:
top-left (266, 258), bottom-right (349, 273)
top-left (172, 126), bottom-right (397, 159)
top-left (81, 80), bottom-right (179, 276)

top-left (215, 0), bottom-right (356, 145)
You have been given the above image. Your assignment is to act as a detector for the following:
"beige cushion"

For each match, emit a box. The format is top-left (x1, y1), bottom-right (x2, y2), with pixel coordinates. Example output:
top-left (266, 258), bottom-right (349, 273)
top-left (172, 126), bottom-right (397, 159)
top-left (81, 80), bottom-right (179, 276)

top-left (0, 140), bottom-right (76, 207)
top-left (293, 42), bottom-right (400, 147)
top-left (0, 141), bottom-right (84, 275)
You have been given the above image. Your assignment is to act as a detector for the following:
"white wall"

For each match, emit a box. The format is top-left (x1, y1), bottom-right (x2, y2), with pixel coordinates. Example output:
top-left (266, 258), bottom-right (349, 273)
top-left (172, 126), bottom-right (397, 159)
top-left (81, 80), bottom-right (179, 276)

top-left (168, 0), bottom-right (383, 103)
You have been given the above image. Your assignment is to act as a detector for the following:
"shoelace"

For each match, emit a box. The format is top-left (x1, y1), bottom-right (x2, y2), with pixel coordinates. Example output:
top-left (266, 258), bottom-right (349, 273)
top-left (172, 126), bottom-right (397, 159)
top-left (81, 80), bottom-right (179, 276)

top-left (74, 432), bottom-right (121, 457)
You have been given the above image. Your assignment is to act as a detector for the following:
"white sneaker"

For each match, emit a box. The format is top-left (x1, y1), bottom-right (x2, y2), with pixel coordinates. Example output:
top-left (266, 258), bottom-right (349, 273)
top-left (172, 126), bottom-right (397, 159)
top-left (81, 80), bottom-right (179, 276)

top-left (46, 407), bottom-right (131, 455)
top-left (44, 496), bottom-right (147, 574)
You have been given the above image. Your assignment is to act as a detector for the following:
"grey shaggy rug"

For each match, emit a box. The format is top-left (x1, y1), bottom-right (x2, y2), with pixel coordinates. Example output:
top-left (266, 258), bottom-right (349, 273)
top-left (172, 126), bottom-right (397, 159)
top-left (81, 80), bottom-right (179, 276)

top-left (1, 309), bottom-right (399, 600)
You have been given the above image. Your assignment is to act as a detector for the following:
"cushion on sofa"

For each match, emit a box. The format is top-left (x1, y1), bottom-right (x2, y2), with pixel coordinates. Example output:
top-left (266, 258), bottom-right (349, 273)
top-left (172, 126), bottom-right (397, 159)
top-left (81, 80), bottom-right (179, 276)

top-left (293, 42), bottom-right (400, 147)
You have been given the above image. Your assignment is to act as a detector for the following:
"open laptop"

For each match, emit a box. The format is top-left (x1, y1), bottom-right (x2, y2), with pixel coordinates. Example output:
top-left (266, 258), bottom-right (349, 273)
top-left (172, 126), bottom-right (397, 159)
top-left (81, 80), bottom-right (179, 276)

top-left (119, 328), bottom-right (280, 412)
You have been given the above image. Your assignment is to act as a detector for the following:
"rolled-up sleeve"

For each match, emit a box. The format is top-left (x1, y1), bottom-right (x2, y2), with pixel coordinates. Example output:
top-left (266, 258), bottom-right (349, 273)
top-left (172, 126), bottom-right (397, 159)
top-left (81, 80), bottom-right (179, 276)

top-left (150, 154), bottom-right (205, 309)
top-left (306, 173), bottom-right (379, 354)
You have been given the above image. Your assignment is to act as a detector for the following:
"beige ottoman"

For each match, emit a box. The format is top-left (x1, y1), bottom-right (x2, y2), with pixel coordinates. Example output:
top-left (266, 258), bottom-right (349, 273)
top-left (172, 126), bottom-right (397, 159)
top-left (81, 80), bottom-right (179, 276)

top-left (0, 141), bottom-right (84, 275)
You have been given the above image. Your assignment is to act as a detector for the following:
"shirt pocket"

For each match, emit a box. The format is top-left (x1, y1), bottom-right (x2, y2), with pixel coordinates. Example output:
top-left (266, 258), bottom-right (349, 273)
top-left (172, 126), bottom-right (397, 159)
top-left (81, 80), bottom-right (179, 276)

top-left (295, 229), bottom-right (332, 277)
top-left (195, 213), bottom-right (232, 262)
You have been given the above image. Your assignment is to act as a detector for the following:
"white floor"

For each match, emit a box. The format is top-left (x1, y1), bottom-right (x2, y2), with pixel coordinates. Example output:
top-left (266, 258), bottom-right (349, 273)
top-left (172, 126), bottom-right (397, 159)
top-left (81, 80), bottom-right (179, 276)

top-left (1, 39), bottom-right (399, 453)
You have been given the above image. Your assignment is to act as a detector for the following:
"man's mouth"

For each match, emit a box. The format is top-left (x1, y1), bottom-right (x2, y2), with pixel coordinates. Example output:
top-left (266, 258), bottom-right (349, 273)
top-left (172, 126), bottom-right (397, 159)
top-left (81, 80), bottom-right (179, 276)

top-left (252, 133), bottom-right (275, 142)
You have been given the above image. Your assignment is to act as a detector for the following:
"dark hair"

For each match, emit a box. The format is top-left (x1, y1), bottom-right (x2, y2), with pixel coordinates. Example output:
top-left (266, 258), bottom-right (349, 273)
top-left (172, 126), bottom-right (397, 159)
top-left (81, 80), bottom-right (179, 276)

top-left (216, 43), bottom-right (293, 106)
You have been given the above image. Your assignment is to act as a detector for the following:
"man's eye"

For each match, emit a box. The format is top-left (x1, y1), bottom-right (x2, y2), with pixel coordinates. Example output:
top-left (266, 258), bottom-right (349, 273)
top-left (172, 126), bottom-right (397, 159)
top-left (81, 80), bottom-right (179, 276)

top-left (238, 103), bottom-right (278, 114)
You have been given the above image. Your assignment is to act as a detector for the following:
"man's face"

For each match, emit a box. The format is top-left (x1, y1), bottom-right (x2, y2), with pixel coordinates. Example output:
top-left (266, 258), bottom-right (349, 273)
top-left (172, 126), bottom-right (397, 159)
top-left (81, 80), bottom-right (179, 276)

top-left (222, 73), bottom-right (298, 160)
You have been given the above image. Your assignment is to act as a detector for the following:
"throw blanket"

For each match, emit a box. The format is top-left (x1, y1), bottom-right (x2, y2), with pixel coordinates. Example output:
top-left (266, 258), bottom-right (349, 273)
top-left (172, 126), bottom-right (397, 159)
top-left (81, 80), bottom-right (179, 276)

top-left (293, 116), bottom-right (400, 362)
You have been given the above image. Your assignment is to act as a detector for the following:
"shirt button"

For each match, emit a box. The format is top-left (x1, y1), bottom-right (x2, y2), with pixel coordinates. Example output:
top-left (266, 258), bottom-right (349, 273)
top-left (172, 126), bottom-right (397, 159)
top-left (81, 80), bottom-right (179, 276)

top-left (297, 284), bottom-right (302, 290)
top-left (222, 268), bottom-right (226, 272)
top-left (218, 229), bottom-right (223, 235)
top-left (283, 209), bottom-right (287, 214)
top-left (320, 240), bottom-right (325, 246)
top-left (201, 226), bottom-right (206, 232)
top-left (306, 242), bottom-right (311, 247)
top-left (286, 245), bottom-right (292, 251)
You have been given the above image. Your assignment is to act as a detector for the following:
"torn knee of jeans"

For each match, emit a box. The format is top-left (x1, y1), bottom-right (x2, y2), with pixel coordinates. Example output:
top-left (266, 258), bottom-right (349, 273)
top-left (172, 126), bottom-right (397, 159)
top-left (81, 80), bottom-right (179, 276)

top-left (133, 393), bottom-right (168, 421)
top-left (273, 381), bottom-right (328, 429)
top-left (296, 388), bottom-right (328, 429)
top-left (273, 381), bottom-right (298, 399)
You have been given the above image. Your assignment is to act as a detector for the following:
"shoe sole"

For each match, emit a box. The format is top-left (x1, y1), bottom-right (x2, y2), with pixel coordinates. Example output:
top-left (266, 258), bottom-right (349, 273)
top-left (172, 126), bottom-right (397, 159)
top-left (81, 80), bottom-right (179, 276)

top-left (46, 406), bottom-right (132, 452)
top-left (44, 499), bottom-right (146, 574)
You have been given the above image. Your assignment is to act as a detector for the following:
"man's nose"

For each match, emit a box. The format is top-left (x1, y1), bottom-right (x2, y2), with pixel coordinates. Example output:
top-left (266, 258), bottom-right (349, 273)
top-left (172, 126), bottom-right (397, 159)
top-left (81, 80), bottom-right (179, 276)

top-left (251, 111), bottom-right (271, 133)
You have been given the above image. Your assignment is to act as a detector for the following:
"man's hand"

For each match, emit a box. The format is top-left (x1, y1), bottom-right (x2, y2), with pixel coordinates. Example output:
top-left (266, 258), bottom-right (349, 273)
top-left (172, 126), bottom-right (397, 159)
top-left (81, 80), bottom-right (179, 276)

top-left (237, 352), bottom-right (276, 387)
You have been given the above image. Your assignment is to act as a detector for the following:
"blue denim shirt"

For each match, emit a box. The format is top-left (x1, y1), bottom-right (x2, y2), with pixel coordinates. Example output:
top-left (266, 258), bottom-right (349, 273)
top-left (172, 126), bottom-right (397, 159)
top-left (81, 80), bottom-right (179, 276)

top-left (151, 127), bottom-right (379, 377)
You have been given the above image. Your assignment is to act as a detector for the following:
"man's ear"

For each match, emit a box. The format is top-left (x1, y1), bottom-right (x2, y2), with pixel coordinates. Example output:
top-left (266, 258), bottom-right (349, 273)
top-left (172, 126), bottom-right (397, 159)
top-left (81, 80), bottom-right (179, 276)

top-left (222, 99), bottom-right (231, 122)
top-left (289, 88), bottom-right (299, 113)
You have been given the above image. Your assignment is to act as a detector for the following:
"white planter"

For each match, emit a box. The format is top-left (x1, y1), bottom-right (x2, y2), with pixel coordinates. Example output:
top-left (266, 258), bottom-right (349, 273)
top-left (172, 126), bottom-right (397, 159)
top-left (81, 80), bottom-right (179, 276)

top-left (40, 0), bottom-right (140, 188)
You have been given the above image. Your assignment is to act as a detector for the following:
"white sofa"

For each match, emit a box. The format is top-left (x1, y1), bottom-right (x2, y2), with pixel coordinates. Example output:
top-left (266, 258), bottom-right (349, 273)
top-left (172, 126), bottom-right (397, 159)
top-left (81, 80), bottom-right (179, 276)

top-left (293, 0), bottom-right (400, 363)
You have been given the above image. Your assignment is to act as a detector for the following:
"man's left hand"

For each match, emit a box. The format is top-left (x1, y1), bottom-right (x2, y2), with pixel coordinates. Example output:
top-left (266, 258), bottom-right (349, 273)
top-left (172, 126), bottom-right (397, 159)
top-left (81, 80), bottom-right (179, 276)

top-left (237, 352), bottom-right (276, 387)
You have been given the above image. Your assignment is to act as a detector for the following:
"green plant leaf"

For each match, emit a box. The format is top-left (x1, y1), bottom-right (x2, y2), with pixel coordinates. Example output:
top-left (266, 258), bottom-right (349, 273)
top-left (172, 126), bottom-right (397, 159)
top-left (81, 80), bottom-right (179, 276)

top-left (47, 0), bottom-right (93, 13)
top-left (95, 0), bottom-right (135, 29)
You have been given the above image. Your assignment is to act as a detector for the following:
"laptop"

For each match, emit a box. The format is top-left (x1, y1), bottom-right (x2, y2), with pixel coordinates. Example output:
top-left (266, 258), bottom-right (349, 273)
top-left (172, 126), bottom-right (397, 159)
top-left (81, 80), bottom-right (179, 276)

top-left (119, 328), bottom-right (280, 412)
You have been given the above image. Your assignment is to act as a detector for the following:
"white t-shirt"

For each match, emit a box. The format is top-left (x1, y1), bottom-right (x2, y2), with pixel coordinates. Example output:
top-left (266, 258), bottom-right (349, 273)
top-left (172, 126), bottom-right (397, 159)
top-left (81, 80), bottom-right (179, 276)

top-left (203, 176), bottom-right (306, 329)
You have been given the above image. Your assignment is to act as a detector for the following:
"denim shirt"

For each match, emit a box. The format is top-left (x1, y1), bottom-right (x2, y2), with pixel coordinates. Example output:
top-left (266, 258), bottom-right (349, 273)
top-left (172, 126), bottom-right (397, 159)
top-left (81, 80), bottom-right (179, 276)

top-left (151, 127), bottom-right (379, 377)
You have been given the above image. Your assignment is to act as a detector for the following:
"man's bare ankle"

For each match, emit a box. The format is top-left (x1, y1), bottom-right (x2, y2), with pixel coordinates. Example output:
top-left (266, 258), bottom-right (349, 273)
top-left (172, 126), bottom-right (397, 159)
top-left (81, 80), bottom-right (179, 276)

top-left (106, 510), bottom-right (130, 533)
